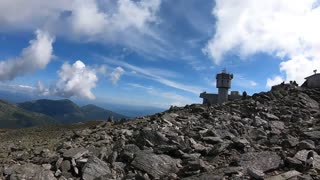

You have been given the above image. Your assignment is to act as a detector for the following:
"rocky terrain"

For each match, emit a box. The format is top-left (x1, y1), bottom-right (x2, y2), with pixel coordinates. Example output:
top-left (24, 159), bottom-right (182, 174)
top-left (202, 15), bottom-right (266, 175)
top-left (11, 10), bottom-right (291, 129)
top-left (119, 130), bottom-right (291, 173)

top-left (1, 86), bottom-right (320, 179)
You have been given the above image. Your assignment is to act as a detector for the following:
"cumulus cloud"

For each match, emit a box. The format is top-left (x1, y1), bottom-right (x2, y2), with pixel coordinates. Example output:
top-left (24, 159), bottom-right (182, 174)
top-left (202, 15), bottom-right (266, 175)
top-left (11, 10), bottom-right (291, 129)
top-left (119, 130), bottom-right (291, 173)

top-left (266, 76), bottom-right (285, 88)
top-left (55, 60), bottom-right (98, 99)
top-left (37, 60), bottom-right (104, 100)
top-left (0, 30), bottom-right (54, 80)
top-left (204, 0), bottom-right (320, 85)
top-left (110, 67), bottom-right (125, 84)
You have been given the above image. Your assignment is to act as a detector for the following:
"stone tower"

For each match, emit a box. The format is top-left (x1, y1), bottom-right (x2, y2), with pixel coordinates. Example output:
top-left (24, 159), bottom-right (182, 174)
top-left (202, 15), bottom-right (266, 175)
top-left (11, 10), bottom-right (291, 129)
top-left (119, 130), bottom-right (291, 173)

top-left (216, 69), bottom-right (233, 104)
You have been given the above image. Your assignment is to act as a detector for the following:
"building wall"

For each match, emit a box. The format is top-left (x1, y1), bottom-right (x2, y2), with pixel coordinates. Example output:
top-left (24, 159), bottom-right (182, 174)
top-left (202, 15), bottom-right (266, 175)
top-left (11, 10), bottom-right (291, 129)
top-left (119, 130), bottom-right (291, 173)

top-left (199, 93), bottom-right (218, 105)
top-left (306, 75), bottom-right (320, 88)
top-left (218, 88), bottom-right (228, 104)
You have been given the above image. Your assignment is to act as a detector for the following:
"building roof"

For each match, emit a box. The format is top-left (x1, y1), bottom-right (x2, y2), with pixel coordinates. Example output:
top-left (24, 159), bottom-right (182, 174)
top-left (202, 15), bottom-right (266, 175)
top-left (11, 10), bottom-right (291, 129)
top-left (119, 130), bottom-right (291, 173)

top-left (305, 73), bottom-right (320, 79)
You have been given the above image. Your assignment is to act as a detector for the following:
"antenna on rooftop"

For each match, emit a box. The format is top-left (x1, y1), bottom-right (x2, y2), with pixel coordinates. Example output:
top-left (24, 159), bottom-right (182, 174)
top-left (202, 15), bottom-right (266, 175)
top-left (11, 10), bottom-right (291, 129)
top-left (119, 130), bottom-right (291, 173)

top-left (314, 69), bottom-right (317, 74)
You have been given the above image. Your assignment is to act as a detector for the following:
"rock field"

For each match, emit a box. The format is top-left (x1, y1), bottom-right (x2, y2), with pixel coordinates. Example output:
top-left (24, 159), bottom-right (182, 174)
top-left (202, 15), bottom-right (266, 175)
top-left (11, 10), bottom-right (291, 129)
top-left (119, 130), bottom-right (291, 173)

top-left (1, 87), bottom-right (320, 179)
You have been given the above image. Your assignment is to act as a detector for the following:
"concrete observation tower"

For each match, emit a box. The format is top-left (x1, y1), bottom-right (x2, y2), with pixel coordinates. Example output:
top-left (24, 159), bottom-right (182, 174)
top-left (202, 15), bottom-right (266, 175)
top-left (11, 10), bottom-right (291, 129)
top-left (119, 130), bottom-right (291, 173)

top-left (216, 69), bottom-right (233, 104)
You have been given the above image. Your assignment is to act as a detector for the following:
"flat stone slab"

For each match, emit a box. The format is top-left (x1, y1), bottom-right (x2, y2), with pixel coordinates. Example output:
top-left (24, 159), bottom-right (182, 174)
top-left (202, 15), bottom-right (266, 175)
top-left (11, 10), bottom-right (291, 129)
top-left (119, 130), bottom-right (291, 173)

top-left (63, 147), bottom-right (88, 159)
top-left (239, 151), bottom-right (281, 172)
top-left (131, 152), bottom-right (181, 179)
top-left (265, 170), bottom-right (301, 180)
top-left (82, 156), bottom-right (111, 180)
top-left (10, 164), bottom-right (56, 180)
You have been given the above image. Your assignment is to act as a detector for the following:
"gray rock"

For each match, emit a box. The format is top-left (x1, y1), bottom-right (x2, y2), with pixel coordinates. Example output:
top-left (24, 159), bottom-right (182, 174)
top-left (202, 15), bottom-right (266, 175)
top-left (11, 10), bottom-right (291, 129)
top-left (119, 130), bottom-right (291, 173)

top-left (42, 163), bottom-right (52, 170)
top-left (10, 164), bottom-right (56, 180)
top-left (269, 121), bottom-right (285, 134)
top-left (298, 140), bottom-right (315, 150)
top-left (61, 160), bottom-right (71, 172)
top-left (202, 136), bottom-right (223, 144)
top-left (265, 170), bottom-right (301, 180)
top-left (239, 151), bottom-right (281, 172)
top-left (262, 113), bottom-right (279, 121)
top-left (247, 167), bottom-right (264, 179)
top-left (304, 131), bottom-right (320, 139)
top-left (284, 157), bottom-right (303, 169)
top-left (282, 135), bottom-right (299, 147)
top-left (131, 152), bottom-right (181, 179)
top-left (63, 147), bottom-right (88, 159)
top-left (180, 173), bottom-right (222, 180)
top-left (82, 156), bottom-right (112, 180)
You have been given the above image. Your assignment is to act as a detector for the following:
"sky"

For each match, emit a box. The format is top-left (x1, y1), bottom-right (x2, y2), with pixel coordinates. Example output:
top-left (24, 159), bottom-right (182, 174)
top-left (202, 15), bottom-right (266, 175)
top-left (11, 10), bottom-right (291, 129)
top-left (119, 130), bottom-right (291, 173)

top-left (0, 0), bottom-right (320, 109)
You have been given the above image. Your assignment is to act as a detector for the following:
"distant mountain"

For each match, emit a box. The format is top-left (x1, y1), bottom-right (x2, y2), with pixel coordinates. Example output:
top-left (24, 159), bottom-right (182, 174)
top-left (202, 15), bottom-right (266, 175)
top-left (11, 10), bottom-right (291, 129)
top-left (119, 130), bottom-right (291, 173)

top-left (0, 100), bottom-right (56, 129)
top-left (81, 104), bottom-right (127, 120)
top-left (18, 99), bottom-right (127, 123)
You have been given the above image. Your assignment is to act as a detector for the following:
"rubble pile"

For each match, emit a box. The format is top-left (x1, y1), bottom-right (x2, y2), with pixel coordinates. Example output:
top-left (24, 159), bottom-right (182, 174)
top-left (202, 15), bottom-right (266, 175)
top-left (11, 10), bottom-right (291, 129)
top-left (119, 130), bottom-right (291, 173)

top-left (1, 87), bottom-right (320, 179)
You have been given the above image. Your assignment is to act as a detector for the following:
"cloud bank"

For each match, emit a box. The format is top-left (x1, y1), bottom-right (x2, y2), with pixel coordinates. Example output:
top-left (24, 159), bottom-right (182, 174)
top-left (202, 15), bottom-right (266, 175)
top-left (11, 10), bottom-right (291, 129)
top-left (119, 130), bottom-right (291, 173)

top-left (204, 0), bottom-right (320, 85)
top-left (0, 0), bottom-right (162, 55)
top-left (0, 30), bottom-right (54, 80)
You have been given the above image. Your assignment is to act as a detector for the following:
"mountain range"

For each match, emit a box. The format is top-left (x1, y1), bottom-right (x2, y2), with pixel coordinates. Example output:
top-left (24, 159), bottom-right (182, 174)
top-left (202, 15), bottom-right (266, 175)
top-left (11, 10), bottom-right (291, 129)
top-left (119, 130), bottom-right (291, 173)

top-left (0, 100), bottom-right (56, 129)
top-left (0, 99), bottom-right (127, 128)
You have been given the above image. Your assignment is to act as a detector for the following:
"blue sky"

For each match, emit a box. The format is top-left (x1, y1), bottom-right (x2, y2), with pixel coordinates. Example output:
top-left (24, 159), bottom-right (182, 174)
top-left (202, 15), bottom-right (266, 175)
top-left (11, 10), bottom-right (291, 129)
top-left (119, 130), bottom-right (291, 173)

top-left (0, 0), bottom-right (319, 108)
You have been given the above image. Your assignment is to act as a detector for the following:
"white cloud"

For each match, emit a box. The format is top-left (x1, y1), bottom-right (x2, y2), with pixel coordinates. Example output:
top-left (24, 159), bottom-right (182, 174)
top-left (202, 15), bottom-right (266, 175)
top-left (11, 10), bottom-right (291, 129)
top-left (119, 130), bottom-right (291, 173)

top-left (54, 60), bottom-right (98, 99)
top-left (266, 76), bottom-right (284, 88)
top-left (279, 56), bottom-right (320, 85)
top-left (69, 0), bottom-right (107, 36)
top-left (0, 0), bottom-right (163, 56)
top-left (110, 67), bottom-right (125, 84)
top-left (204, 0), bottom-right (320, 84)
top-left (37, 60), bottom-right (103, 100)
top-left (0, 0), bottom-right (69, 31)
top-left (0, 83), bottom-right (36, 94)
top-left (0, 30), bottom-right (54, 80)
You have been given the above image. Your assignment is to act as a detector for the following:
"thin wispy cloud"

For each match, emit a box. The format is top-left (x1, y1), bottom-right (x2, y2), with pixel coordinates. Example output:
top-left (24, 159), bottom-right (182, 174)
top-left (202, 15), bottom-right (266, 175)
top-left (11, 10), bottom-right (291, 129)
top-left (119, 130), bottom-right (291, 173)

top-left (127, 83), bottom-right (195, 107)
top-left (233, 74), bottom-right (258, 89)
top-left (110, 67), bottom-right (125, 85)
top-left (102, 56), bottom-right (203, 94)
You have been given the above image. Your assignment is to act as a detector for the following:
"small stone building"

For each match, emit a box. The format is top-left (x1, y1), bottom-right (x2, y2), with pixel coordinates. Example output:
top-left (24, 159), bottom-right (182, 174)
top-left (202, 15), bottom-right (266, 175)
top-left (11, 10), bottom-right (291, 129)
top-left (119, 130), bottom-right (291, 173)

top-left (200, 70), bottom-right (241, 105)
top-left (302, 73), bottom-right (320, 88)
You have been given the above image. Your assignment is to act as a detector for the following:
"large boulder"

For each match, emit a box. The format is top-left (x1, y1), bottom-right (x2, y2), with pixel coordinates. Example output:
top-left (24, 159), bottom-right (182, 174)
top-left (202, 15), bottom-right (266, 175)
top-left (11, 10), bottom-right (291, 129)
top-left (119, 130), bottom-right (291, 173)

top-left (9, 164), bottom-right (56, 180)
top-left (131, 152), bottom-right (181, 179)
top-left (82, 156), bottom-right (112, 180)
top-left (239, 151), bottom-right (281, 172)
